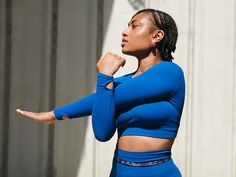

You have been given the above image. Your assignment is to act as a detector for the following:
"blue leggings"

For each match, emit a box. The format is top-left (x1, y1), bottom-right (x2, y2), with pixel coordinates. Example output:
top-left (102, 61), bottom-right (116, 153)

top-left (109, 147), bottom-right (182, 177)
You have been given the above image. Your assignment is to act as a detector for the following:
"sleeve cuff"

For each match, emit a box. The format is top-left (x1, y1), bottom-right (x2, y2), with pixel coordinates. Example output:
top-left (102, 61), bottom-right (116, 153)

top-left (97, 72), bottom-right (113, 79)
top-left (53, 108), bottom-right (68, 120)
top-left (97, 72), bottom-right (114, 89)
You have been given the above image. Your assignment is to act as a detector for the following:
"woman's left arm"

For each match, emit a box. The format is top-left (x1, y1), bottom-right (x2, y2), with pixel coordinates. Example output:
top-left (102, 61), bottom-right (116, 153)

top-left (92, 72), bottom-right (116, 142)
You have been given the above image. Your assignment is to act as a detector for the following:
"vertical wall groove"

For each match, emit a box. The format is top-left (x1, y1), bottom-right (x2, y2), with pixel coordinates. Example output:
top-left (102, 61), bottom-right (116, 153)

top-left (94, 1), bottom-right (104, 176)
top-left (84, 0), bottom-right (96, 92)
top-left (186, 0), bottom-right (196, 176)
top-left (231, 0), bottom-right (236, 175)
top-left (47, 0), bottom-right (59, 177)
top-left (38, 1), bottom-right (51, 177)
top-left (1, 0), bottom-right (12, 177)
top-left (96, 0), bottom-right (104, 60)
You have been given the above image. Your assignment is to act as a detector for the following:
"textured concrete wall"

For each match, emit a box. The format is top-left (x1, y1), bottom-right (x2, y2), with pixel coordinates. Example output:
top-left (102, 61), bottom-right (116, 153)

top-left (0, 0), bottom-right (5, 175)
top-left (0, 0), bottom-right (100, 177)
top-left (53, 0), bottom-right (99, 176)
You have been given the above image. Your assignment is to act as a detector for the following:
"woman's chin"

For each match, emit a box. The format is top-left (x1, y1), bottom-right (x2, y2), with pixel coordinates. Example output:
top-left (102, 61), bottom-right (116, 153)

top-left (121, 49), bottom-right (133, 55)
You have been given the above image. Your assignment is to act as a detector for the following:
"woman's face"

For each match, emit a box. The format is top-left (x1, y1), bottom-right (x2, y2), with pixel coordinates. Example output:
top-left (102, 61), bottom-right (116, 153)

top-left (121, 12), bottom-right (159, 57)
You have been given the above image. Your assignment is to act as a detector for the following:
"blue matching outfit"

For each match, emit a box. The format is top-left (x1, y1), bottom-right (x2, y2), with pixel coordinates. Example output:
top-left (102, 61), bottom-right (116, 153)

top-left (53, 61), bottom-right (185, 177)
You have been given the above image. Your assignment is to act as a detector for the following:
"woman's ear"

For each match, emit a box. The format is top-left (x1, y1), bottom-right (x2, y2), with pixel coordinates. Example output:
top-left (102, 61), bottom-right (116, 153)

top-left (152, 29), bottom-right (164, 43)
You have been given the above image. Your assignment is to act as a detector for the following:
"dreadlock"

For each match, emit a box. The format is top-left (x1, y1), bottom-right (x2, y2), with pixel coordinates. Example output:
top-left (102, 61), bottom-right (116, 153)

top-left (132, 9), bottom-right (178, 62)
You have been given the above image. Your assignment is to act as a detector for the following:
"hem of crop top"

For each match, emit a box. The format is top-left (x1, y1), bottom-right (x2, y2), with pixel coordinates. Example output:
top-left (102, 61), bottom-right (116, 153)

top-left (118, 127), bottom-right (177, 139)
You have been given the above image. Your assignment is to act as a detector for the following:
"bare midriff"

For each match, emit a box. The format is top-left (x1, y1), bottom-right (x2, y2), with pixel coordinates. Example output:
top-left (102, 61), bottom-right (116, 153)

top-left (117, 136), bottom-right (175, 152)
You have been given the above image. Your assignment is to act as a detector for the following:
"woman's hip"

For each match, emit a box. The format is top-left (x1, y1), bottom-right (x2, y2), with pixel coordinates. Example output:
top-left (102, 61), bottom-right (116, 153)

top-left (109, 147), bottom-right (181, 177)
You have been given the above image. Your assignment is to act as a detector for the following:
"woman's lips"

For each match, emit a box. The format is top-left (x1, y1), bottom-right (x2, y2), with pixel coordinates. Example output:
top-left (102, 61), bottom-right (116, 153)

top-left (121, 38), bottom-right (128, 47)
top-left (122, 38), bottom-right (128, 42)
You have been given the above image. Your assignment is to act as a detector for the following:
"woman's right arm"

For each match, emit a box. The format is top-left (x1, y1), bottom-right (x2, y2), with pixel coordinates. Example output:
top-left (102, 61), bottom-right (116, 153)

top-left (53, 92), bottom-right (96, 120)
top-left (16, 91), bottom-right (96, 123)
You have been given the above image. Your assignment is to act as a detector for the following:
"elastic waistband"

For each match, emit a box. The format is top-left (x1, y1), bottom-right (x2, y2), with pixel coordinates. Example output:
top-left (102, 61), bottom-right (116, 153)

top-left (114, 147), bottom-right (172, 163)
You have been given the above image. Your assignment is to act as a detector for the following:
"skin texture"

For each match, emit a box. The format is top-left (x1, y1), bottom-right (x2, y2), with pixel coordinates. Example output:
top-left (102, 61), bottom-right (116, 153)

top-left (16, 12), bottom-right (174, 151)
top-left (121, 12), bottom-right (164, 77)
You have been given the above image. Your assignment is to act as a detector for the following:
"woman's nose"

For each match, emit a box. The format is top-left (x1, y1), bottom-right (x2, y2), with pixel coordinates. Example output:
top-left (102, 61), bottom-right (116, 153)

top-left (122, 27), bottom-right (129, 37)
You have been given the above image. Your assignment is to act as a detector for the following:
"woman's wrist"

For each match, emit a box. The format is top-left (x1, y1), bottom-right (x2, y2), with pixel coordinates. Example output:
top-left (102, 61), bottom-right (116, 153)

top-left (98, 70), bottom-right (113, 77)
top-left (50, 111), bottom-right (58, 121)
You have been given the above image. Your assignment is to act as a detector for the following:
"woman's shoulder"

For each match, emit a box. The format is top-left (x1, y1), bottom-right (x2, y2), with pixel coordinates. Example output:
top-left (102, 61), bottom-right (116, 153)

top-left (160, 61), bottom-right (183, 69)
top-left (154, 61), bottom-right (185, 81)
top-left (159, 61), bottom-right (184, 74)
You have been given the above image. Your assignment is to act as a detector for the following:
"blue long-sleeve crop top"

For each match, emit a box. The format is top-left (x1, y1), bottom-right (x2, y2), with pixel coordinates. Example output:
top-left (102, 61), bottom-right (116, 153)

top-left (53, 61), bottom-right (185, 142)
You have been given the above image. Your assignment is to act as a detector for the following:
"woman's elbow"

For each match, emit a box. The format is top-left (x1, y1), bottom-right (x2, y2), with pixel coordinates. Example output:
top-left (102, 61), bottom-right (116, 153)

top-left (91, 115), bottom-right (116, 142)
top-left (94, 132), bottom-right (113, 142)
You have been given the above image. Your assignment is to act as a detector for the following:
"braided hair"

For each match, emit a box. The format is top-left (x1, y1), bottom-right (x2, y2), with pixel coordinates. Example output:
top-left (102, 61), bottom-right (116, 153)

top-left (132, 9), bottom-right (178, 62)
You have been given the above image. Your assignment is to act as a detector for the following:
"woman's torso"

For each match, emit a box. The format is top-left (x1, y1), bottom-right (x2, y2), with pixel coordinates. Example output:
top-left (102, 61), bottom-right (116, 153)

top-left (113, 62), bottom-right (185, 152)
top-left (117, 136), bottom-right (175, 152)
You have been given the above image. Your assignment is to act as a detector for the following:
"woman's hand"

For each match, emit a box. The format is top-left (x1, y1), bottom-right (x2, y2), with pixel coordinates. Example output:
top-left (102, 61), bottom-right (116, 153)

top-left (97, 52), bottom-right (126, 76)
top-left (16, 109), bottom-right (57, 125)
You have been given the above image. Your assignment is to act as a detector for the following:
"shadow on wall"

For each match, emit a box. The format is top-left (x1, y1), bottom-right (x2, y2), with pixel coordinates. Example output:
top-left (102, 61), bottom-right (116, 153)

top-left (52, 0), bottom-right (115, 177)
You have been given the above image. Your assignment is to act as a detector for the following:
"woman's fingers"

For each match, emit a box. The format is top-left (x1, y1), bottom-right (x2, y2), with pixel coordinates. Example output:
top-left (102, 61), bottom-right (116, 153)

top-left (16, 109), bottom-right (39, 120)
top-left (16, 109), bottom-right (24, 115)
top-left (97, 52), bottom-right (126, 75)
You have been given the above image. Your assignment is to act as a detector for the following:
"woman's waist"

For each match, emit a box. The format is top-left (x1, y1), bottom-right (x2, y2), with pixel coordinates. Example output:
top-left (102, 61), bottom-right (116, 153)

top-left (114, 141), bottom-right (172, 163)
top-left (117, 135), bottom-right (175, 152)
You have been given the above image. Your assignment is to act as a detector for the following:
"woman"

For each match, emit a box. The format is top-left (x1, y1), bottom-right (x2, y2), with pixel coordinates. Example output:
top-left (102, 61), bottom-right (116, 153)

top-left (16, 8), bottom-right (185, 177)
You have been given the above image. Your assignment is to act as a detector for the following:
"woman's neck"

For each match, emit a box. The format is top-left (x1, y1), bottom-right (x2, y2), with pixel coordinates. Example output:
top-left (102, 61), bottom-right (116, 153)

top-left (134, 51), bottom-right (162, 75)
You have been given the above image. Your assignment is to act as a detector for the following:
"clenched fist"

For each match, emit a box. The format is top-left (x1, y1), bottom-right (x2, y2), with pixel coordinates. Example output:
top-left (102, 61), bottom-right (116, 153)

top-left (97, 52), bottom-right (126, 76)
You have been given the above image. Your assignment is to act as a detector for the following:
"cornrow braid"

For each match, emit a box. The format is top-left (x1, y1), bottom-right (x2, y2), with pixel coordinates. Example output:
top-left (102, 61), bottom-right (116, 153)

top-left (132, 9), bottom-right (178, 62)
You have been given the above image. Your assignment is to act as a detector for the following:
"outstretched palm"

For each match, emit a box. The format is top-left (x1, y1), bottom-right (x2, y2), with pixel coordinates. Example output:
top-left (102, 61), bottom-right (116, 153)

top-left (16, 109), bottom-right (57, 125)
